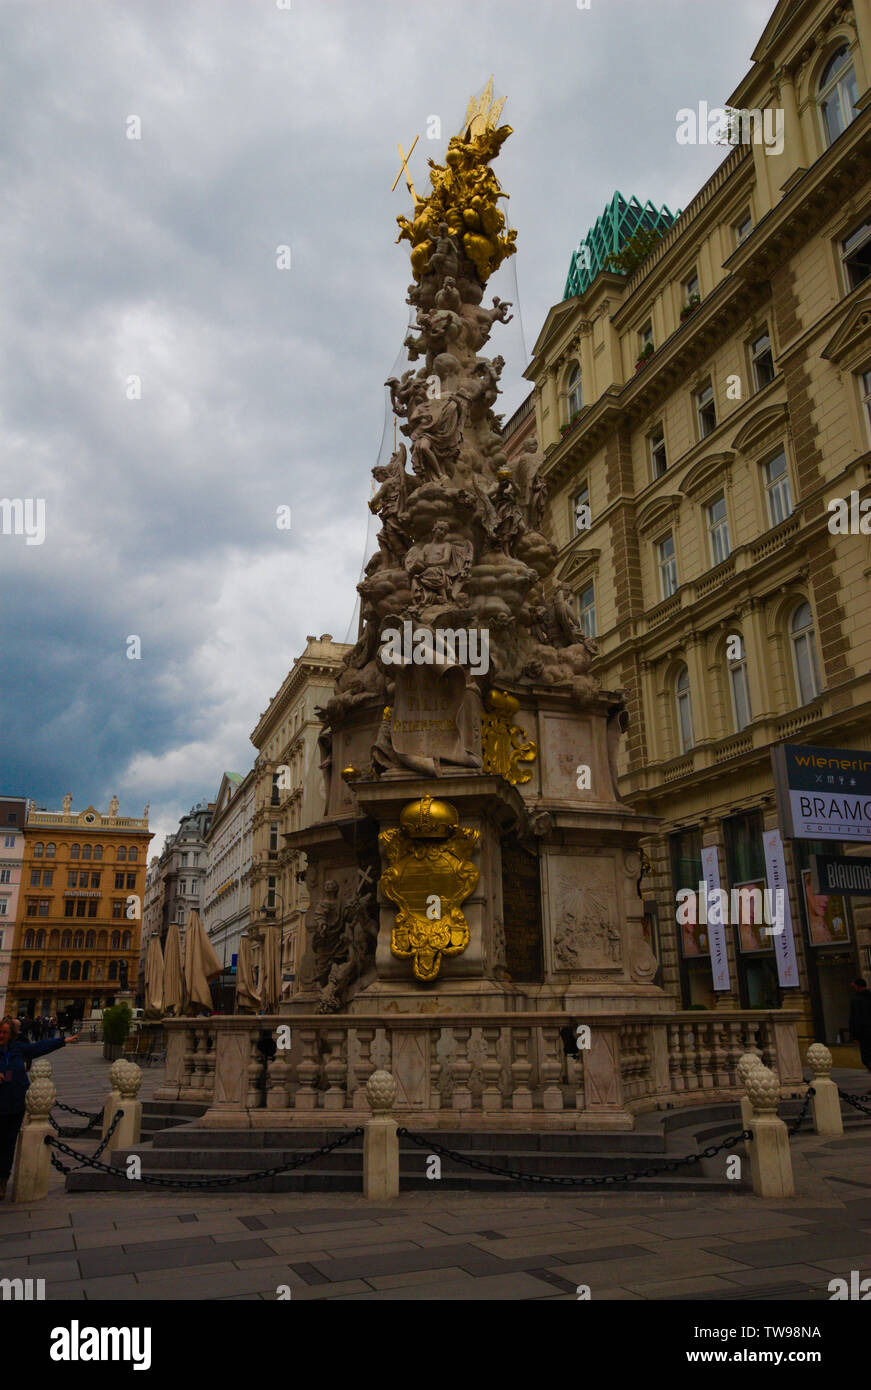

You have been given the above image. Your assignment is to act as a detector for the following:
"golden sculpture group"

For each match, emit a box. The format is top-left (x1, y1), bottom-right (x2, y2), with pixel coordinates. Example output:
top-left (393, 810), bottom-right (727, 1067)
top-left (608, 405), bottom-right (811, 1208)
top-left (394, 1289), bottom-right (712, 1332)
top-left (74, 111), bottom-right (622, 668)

top-left (395, 78), bottom-right (517, 284)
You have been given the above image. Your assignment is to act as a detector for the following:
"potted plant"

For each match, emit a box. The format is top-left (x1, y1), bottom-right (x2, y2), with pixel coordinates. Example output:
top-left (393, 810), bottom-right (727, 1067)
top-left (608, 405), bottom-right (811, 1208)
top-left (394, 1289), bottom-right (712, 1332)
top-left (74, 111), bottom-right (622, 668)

top-left (101, 1002), bottom-right (132, 1060)
top-left (635, 342), bottom-right (655, 372)
top-left (680, 293), bottom-right (701, 322)
top-left (559, 410), bottom-right (582, 438)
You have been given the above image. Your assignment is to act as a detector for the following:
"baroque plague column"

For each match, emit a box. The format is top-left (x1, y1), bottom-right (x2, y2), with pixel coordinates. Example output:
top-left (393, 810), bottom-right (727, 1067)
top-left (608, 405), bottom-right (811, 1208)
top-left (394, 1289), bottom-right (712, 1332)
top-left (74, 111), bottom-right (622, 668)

top-left (283, 83), bottom-right (663, 1023)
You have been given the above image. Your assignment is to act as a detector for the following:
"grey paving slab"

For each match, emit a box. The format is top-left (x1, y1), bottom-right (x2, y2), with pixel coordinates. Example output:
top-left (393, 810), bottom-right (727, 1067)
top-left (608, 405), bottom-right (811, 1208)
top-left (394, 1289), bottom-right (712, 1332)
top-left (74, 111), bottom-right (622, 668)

top-left (718, 1263), bottom-right (834, 1289)
top-left (623, 1273), bottom-right (751, 1297)
top-left (0, 1229), bottom-right (77, 1257)
top-left (0, 1257), bottom-right (82, 1283)
top-left (557, 1250), bottom-right (750, 1286)
top-left (713, 1232), bottom-right (871, 1269)
top-left (367, 1265), bottom-right (473, 1291)
top-left (77, 1236), bottom-right (273, 1279)
top-left (342, 1271), bottom-right (557, 1300)
top-left (281, 1278), bottom-right (374, 1300)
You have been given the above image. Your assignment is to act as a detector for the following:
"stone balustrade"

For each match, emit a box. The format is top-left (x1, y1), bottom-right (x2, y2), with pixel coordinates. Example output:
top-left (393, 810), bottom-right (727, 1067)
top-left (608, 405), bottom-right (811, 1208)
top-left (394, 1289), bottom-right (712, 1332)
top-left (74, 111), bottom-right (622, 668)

top-left (154, 1010), bottom-right (803, 1131)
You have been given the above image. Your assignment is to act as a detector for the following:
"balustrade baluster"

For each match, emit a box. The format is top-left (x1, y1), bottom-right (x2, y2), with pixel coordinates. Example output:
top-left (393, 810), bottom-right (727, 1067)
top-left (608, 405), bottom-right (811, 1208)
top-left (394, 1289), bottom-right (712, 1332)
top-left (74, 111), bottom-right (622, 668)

top-left (510, 1027), bottom-right (534, 1111)
top-left (322, 1027), bottom-right (347, 1112)
top-left (449, 1026), bottom-right (473, 1112)
top-left (293, 1027), bottom-right (321, 1111)
top-left (480, 1026), bottom-right (503, 1112)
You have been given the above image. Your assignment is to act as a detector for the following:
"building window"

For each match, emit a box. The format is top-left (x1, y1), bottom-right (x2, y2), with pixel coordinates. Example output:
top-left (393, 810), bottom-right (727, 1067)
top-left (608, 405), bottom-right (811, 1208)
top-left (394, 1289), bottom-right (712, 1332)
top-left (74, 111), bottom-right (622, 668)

top-left (270, 775), bottom-right (281, 807)
top-left (21, 961), bottom-right (31, 982)
top-left (707, 494), bottom-right (731, 565)
top-left (269, 823), bottom-right (279, 854)
top-left (75, 901), bottom-right (86, 918)
top-left (81, 844), bottom-right (91, 860)
top-left (4, 834), bottom-right (14, 848)
top-left (112, 901), bottom-right (123, 919)
top-left (64, 900), bottom-right (75, 918)
top-left (73, 931), bottom-right (84, 949)
top-left (791, 601), bottom-right (822, 704)
top-left (70, 844), bottom-right (79, 859)
top-left (45, 844), bottom-right (55, 858)
top-left (111, 931), bottom-right (121, 950)
top-left (180, 880), bottom-right (186, 896)
top-left (122, 931), bottom-right (131, 950)
top-left (0, 869), bottom-right (9, 884)
top-left (79, 871), bottom-right (89, 888)
top-left (696, 382), bottom-right (716, 438)
top-left (129, 847), bottom-right (138, 862)
top-left (861, 370), bottom-right (871, 439)
top-left (117, 846), bottom-right (127, 862)
top-left (87, 900), bottom-right (98, 918)
top-left (763, 449), bottom-right (793, 526)
top-left (114, 872), bottom-right (124, 890)
top-left (649, 426), bottom-right (667, 479)
top-left (85, 931), bottom-right (95, 948)
top-left (734, 209), bottom-right (753, 244)
top-left (728, 636), bottom-right (752, 731)
top-left (683, 270), bottom-right (700, 306)
top-left (24, 929), bottom-right (35, 949)
top-left (33, 843), bottom-right (44, 858)
top-left (94, 846), bottom-right (102, 861)
top-left (26, 899), bottom-right (38, 915)
top-left (572, 484), bottom-right (590, 533)
top-left (70, 961), bottom-right (81, 981)
top-left (82, 961), bottom-right (91, 981)
top-left (578, 584), bottom-right (597, 639)
top-left (818, 45), bottom-right (859, 147)
top-left (61, 930), bottom-right (72, 948)
top-left (750, 331), bottom-right (775, 389)
top-left (109, 961), bottom-right (118, 980)
top-left (35, 930), bottom-right (45, 949)
top-left (30, 869), bottom-right (40, 886)
top-left (566, 364), bottom-right (583, 419)
top-left (67, 871), bottom-right (77, 888)
top-left (59, 960), bottom-right (69, 981)
top-left (42, 870), bottom-right (53, 887)
top-left (841, 220), bottom-right (871, 292)
top-left (638, 321), bottom-right (654, 352)
top-left (657, 534), bottom-right (678, 599)
top-left (90, 873), bottom-right (100, 888)
top-left (676, 664), bottom-right (694, 752)
top-left (0, 900), bottom-right (7, 917)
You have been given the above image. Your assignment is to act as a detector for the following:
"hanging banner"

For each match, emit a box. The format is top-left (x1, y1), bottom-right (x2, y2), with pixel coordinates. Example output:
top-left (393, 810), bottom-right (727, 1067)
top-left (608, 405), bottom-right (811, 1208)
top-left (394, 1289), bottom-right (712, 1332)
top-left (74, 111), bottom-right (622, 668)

top-left (762, 828), bottom-right (800, 989)
top-left (700, 845), bottom-right (731, 991)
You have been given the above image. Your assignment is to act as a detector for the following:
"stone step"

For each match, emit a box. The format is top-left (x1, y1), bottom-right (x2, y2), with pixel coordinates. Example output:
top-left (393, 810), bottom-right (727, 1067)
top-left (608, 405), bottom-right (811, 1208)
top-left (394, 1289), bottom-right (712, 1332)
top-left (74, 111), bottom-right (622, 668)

top-left (150, 1127), bottom-right (667, 1154)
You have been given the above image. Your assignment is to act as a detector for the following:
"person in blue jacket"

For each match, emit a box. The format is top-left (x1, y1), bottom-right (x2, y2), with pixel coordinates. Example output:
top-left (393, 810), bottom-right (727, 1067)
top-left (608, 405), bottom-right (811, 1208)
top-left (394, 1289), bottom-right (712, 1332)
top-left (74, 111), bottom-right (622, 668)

top-left (0, 1015), bottom-right (78, 1197)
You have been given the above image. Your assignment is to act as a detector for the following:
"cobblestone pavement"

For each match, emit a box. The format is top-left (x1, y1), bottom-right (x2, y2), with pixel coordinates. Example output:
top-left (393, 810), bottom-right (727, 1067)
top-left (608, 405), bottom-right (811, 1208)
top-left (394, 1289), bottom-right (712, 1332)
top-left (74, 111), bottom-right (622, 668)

top-left (2, 1042), bottom-right (869, 1301)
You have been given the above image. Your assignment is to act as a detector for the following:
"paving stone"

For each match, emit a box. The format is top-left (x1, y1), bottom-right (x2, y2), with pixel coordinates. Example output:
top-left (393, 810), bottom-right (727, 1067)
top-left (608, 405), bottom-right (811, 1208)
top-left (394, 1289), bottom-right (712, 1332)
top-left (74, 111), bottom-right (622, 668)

top-left (557, 1249), bottom-right (749, 1286)
top-left (77, 1236), bottom-right (273, 1279)
top-left (713, 1233), bottom-right (870, 1269)
top-left (342, 1271), bottom-right (557, 1300)
top-left (280, 1278), bottom-right (374, 1300)
top-left (622, 1273), bottom-right (746, 1297)
top-left (717, 1263), bottom-right (832, 1289)
top-left (366, 1265), bottom-right (472, 1290)
top-left (0, 1230), bottom-right (77, 1258)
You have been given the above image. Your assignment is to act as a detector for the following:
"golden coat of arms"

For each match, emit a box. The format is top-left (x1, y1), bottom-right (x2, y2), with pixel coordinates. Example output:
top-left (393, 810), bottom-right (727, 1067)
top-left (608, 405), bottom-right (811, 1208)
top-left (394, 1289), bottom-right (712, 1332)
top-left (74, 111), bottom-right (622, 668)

top-left (379, 795), bottom-right (479, 982)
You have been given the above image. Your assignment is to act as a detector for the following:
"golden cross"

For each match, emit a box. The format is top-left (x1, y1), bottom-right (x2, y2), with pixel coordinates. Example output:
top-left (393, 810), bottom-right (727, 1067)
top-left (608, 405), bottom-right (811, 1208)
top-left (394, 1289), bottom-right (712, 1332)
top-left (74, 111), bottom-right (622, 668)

top-left (391, 135), bottom-right (419, 202)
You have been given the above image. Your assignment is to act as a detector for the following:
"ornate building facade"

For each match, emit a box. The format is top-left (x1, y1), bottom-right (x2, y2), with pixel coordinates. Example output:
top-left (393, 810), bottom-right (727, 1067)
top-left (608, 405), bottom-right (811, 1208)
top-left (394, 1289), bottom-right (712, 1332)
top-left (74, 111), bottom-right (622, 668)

top-left (529, 0), bottom-right (871, 1049)
top-left (8, 798), bottom-right (152, 1020)
top-left (202, 770), bottom-right (255, 1006)
top-left (0, 796), bottom-right (27, 1016)
top-left (249, 635), bottom-right (350, 994)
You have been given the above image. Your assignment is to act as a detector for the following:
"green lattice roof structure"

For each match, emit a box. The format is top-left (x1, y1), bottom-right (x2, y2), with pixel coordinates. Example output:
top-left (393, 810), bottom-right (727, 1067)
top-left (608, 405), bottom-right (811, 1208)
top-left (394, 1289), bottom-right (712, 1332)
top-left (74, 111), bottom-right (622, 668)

top-left (563, 192), bottom-right (680, 299)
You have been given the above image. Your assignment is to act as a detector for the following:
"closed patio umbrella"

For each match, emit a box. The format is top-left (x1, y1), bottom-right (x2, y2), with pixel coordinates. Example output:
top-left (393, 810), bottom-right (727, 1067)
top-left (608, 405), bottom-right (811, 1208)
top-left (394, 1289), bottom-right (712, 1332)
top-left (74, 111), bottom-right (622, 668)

top-left (184, 909), bottom-right (223, 1014)
top-left (260, 924), bottom-right (282, 1014)
top-left (162, 920), bottom-right (184, 1017)
top-left (144, 933), bottom-right (164, 1016)
top-left (235, 935), bottom-right (260, 1013)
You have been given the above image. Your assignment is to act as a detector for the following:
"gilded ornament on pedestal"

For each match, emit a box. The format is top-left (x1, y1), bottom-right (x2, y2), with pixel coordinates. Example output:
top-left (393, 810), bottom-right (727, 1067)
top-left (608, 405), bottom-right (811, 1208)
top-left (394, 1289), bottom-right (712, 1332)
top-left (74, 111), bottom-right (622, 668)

top-left (379, 794), bottom-right (479, 983)
top-left (481, 689), bottom-right (537, 786)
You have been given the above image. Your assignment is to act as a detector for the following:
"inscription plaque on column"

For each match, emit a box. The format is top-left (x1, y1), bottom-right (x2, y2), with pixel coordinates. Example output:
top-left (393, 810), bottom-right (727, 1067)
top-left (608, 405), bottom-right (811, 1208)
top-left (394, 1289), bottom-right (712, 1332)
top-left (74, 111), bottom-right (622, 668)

top-left (501, 840), bottom-right (542, 981)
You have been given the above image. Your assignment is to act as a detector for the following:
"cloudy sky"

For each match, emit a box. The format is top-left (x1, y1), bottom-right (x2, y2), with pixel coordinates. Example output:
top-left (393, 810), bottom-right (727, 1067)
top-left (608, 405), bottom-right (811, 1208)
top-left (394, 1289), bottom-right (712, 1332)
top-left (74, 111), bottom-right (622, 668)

top-left (0, 0), bottom-right (774, 854)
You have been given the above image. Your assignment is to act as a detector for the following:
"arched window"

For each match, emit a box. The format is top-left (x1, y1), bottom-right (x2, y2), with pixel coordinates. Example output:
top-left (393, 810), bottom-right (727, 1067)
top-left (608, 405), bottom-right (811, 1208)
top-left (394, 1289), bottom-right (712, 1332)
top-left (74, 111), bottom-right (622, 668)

top-left (110, 931), bottom-right (121, 950)
top-left (45, 843), bottom-right (56, 858)
top-left (567, 365), bottom-right (583, 419)
top-left (21, 960), bottom-right (31, 981)
top-left (73, 931), bottom-right (84, 949)
top-left (117, 846), bottom-right (127, 862)
top-left (61, 930), bottom-right (72, 949)
top-left (33, 843), bottom-right (44, 858)
top-left (93, 846), bottom-right (103, 861)
top-left (59, 960), bottom-right (69, 981)
top-left (24, 929), bottom-right (35, 948)
top-left (85, 931), bottom-right (96, 948)
top-left (675, 664), bottom-right (694, 753)
top-left (70, 844), bottom-right (80, 860)
top-left (818, 45), bottom-right (859, 147)
top-left (791, 602), bottom-right (821, 703)
top-left (128, 846), bottom-right (138, 863)
top-left (122, 931), bottom-right (131, 950)
top-left (727, 635), bottom-right (752, 731)
top-left (70, 961), bottom-right (81, 981)
top-left (109, 961), bottom-right (118, 981)
top-left (82, 844), bottom-right (92, 860)
top-left (32, 961), bottom-right (41, 980)
top-left (35, 930), bottom-right (46, 950)
top-left (82, 961), bottom-right (90, 981)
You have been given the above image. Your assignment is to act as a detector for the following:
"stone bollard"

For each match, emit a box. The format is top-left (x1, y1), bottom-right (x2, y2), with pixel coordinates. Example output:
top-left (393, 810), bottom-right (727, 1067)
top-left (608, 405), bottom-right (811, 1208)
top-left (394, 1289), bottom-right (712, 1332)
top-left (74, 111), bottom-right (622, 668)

top-left (363, 1069), bottom-right (399, 1201)
top-left (736, 1051), bottom-right (765, 1133)
top-left (744, 1064), bottom-right (795, 1198)
top-left (11, 1059), bottom-right (56, 1203)
top-left (806, 1043), bottom-right (843, 1137)
top-left (102, 1059), bottom-right (143, 1155)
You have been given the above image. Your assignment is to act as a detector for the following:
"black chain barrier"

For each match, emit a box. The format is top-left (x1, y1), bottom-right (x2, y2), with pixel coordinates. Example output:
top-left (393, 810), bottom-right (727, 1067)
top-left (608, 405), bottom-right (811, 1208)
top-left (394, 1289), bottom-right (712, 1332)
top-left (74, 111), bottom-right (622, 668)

top-left (786, 1085), bottom-right (815, 1135)
top-left (837, 1087), bottom-right (871, 1117)
top-left (54, 1100), bottom-right (104, 1124)
top-left (396, 1126), bottom-right (753, 1187)
top-left (46, 1125), bottom-right (365, 1189)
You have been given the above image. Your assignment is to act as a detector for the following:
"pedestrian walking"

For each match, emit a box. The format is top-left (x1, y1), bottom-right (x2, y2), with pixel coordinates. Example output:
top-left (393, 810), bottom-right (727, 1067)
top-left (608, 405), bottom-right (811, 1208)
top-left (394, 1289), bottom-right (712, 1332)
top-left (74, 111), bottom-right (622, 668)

top-left (848, 978), bottom-right (871, 1072)
top-left (0, 1016), bottom-right (79, 1199)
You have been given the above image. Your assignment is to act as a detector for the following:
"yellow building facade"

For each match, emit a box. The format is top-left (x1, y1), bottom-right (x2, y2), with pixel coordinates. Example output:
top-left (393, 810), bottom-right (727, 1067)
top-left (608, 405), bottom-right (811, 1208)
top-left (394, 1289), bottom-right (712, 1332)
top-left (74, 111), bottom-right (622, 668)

top-left (8, 800), bottom-right (151, 1021)
top-left (527, 0), bottom-right (871, 1050)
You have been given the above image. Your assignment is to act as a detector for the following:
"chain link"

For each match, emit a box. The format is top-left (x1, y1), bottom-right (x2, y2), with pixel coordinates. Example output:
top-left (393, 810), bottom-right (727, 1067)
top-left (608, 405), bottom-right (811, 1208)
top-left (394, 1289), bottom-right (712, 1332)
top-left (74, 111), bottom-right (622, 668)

top-left (54, 1100), bottom-right (104, 1124)
top-left (786, 1085), bottom-right (815, 1136)
top-left (838, 1087), bottom-right (871, 1117)
top-left (46, 1125), bottom-right (365, 1189)
top-left (396, 1127), bottom-right (753, 1187)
